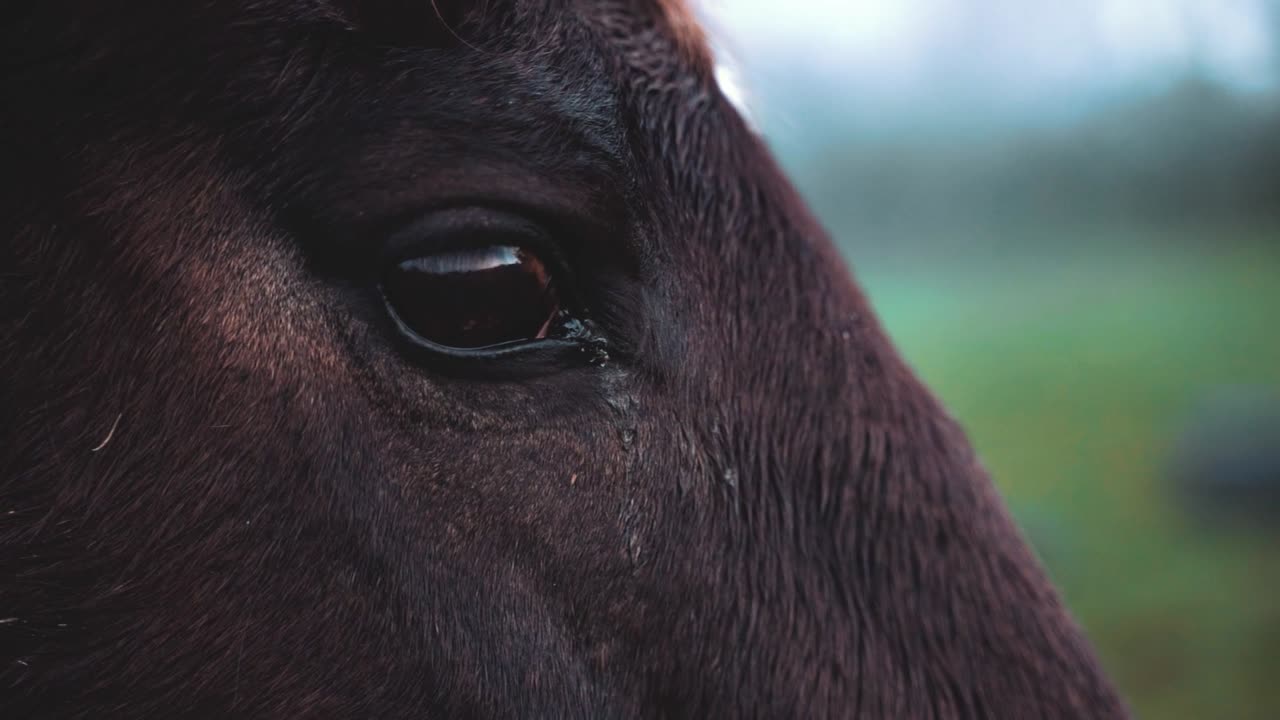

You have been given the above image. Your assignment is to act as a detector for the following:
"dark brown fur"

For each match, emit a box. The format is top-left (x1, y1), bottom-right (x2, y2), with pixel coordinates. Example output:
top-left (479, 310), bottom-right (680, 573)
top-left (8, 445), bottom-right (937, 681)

top-left (0, 1), bottom-right (1127, 717)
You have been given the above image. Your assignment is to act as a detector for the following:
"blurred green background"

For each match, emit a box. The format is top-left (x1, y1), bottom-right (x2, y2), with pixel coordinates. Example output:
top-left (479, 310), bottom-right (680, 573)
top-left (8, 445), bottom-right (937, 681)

top-left (706, 1), bottom-right (1280, 717)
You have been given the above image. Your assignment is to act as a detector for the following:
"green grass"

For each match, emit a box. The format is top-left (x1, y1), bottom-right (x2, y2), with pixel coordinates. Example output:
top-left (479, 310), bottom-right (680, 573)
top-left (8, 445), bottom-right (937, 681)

top-left (856, 227), bottom-right (1280, 720)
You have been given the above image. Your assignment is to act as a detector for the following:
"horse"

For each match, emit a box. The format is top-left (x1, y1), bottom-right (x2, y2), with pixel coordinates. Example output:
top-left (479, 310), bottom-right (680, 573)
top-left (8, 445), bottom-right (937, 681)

top-left (0, 1), bottom-right (1127, 716)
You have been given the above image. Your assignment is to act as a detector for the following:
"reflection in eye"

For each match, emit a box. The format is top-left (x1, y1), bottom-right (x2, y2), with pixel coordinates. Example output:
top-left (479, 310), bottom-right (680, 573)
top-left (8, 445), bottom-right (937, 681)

top-left (381, 245), bottom-right (561, 350)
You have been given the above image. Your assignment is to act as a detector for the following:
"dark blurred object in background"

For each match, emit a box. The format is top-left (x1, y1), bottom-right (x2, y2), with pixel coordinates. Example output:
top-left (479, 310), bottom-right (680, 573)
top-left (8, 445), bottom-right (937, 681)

top-left (1169, 385), bottom-right (1280, 528)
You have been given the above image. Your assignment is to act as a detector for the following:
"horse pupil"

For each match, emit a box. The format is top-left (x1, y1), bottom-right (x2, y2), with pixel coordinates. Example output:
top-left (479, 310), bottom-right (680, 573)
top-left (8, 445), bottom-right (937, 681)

top-left (383, 246), bottom-right (559, 349)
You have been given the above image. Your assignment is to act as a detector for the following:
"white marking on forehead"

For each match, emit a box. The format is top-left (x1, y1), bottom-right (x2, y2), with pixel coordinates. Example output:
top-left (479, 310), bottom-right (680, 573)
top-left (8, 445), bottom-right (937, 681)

top-left (714, 56), bottom-right (756, 127)
top-left (694, 1), bottom-right (759, 128)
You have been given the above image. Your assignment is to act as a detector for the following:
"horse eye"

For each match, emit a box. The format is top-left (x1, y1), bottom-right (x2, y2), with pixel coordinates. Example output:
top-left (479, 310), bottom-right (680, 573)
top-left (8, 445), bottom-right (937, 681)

top-left (381, 245), bottom-right (561, 350)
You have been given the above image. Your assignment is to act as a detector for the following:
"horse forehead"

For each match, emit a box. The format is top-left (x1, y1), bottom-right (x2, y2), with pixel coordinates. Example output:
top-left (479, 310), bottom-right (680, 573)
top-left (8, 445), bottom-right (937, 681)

top-left (575, 0), bottom-right (713, 70)
top-left (653, 0), bottom-right (712, 68)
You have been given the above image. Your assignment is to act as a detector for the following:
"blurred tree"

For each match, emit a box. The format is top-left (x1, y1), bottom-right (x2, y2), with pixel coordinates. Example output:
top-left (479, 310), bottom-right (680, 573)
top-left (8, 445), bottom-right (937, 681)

top-left (785, 69), bottom-right (1280, 256)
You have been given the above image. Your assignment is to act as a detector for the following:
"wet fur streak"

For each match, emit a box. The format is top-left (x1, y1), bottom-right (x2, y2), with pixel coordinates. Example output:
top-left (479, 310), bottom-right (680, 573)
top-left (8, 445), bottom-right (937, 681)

top-left (1, 1), bottom-right (1127, 718)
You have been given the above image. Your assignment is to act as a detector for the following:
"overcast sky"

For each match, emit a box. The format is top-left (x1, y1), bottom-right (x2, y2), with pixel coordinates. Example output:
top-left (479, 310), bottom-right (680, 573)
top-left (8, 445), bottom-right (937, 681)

top-left (699, 0), bottom-right (1278, 112)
